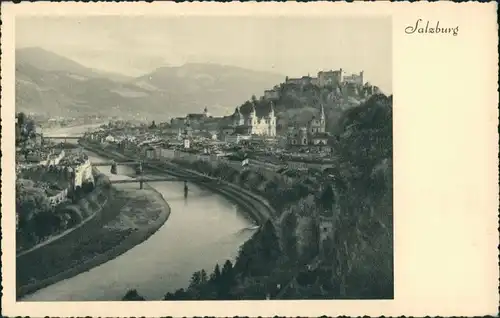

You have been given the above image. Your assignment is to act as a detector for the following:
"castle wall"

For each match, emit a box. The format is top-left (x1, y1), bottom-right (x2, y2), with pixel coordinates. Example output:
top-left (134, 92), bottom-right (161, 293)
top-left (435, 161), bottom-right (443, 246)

top-left (284, 69), bottom-right (365, 88)
top-left (264, 89), bottom-right (280, 99)
top-left (343, 71), bottom-right (364, 86)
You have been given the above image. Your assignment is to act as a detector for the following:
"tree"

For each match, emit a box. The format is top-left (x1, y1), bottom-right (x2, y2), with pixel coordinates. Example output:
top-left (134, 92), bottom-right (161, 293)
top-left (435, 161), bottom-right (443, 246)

top-left (264, 179), bottom-right (279, 197)
top-left (221, 260), bottom-right (234, 279)
top-left (122, 289), bottom-right (146, 301)
top-left (17, 112), bottom-right (26, 127)
top-left (200, 269), bottom-right (208, 284)
top-left (16, 179), bottom-right (52, 230)
top-left (210, 264), bottom-right (221, 282)
top-left (257, 220), bottom-right (281, 266)
top-left (73, 186), bottom-right (83, 202)
top-left (335, 94), bottom-right (392, 178)
top-left (82, 180), bottom-right (95, 194)
top-left (319, 183), bottom-right (335, 210)
top-left (235, 277), bottom-right (267, 300)
top-left (25, 119), bottom-right (36, 138)
top-left (218, 260), bottom-right (235, 299)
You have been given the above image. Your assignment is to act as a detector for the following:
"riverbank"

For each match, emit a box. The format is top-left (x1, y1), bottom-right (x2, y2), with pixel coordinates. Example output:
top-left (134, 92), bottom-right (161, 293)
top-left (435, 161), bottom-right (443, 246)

top-left (17, 168), bottom-right (171, 300)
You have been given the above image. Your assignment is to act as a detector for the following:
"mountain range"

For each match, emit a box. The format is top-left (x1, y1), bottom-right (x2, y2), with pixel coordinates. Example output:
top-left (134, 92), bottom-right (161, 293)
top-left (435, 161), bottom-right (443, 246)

top-left (15, 47), bottom-right (284, 121)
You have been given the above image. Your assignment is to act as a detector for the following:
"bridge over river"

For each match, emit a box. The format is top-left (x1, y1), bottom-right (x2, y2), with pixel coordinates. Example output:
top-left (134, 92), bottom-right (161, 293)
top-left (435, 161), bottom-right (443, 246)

top-left (108, 174), bottom-right (221, 189)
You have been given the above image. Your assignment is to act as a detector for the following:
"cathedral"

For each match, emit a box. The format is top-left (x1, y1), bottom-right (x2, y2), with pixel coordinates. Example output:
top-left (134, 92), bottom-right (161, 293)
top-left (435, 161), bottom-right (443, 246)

top-left (232, 101), bottom-right (277, 137)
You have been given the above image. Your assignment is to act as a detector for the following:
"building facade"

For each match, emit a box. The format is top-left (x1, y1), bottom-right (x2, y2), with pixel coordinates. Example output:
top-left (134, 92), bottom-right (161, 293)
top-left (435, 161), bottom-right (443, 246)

top-left (287, 105), bottom-right (331, 151)
top-left (343, 71), bottom-right (364, 86)
top-left (232, 102), bottom-right (277, 137)
top-left (171, 107), bottom-right (211, 129)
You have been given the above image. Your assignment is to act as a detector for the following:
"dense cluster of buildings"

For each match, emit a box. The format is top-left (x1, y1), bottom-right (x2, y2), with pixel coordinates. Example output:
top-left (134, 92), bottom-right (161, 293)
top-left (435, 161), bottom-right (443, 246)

top-left (286, 105), bottom-right (332, 153)
top-left (167, 102), bottom-right (279, 147)
top-left (218, 102), bottom-right (277, 144)
top-left (167, 101), bottom-right (332, 153)
top-left (88, 68), bottom-right (375, 161)
top-left (154, 107), bottom-right (331, 157)
top-left (16, 117), bottom-right (96, 212)
top-left (162, 68), bottom-right (375, 155)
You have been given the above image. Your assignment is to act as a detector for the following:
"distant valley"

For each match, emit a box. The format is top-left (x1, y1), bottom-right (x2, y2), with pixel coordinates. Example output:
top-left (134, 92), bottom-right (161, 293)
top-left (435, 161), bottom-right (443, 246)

top-left (15, 47), bottom-right (284, 121)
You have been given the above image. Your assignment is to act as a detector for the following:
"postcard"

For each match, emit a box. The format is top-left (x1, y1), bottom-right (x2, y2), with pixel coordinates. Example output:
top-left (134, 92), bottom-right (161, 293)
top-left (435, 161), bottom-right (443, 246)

top-left (1, 2), bottom-right (498, 317)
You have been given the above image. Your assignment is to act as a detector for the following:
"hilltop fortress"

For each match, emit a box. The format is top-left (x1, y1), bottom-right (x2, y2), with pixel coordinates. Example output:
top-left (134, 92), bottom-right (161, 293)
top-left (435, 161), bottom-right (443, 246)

top-left (168, 68), bottom-right (377, 142)
top-left (263, 69), bottom-right (369, 100)
top-left (286, 68), bottom-right (364, 87)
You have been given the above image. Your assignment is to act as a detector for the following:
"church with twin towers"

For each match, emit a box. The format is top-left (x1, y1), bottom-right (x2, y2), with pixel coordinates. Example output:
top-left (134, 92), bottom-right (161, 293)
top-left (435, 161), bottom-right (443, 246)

top-left (232, 101), bottom-right (277, 137)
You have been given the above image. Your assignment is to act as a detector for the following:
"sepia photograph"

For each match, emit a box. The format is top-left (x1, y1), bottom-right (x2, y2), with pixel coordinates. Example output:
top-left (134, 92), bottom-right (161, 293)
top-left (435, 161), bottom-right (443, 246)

top-left (14, 15), bottom-right (393, 302)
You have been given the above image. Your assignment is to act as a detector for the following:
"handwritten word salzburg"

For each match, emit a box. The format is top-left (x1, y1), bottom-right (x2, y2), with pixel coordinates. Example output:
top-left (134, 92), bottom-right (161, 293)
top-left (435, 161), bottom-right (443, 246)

top-left (405, 19), bottom-right (459, 36)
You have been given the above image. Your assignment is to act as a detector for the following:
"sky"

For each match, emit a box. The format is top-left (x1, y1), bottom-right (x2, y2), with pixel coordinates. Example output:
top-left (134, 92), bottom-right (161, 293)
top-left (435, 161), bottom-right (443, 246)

top-left (16, 16), bottom-right (392, 93)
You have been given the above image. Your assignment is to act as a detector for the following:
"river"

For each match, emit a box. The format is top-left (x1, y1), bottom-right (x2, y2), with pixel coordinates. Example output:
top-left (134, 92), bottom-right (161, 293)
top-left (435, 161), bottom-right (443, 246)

top-left (22, 125), bottom-right (254, 301)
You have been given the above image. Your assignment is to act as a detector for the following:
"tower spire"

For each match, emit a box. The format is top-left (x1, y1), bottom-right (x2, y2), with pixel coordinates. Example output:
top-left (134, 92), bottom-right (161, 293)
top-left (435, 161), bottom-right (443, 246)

top-left (250, 102), bottom-right (257, 116)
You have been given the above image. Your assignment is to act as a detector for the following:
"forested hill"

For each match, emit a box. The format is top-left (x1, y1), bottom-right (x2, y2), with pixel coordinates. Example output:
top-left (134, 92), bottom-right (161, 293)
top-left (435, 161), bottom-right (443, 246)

top-left (335, 93), bottom-right (393, 176)
top-left (329, 93), bottom-right (393, 299)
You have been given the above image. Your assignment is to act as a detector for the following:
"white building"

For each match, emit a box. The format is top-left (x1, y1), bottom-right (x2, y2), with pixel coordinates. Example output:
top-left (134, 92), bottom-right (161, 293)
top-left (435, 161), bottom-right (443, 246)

top-left (232, 101), bottom-right (277, 137)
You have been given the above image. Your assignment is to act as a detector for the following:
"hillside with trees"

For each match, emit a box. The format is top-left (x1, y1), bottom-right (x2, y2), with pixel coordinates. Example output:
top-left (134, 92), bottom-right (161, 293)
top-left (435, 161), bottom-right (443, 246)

top-left (237, 81), bottom-right (382, 134)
